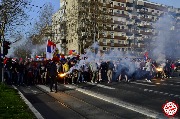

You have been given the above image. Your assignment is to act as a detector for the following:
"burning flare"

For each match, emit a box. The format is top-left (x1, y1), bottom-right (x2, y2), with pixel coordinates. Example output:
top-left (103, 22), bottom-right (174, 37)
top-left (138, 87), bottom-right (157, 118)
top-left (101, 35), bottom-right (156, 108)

top-left (58, 73), bottom-right (66, 78)
top-left (156, 67), bottom-right (163, 72)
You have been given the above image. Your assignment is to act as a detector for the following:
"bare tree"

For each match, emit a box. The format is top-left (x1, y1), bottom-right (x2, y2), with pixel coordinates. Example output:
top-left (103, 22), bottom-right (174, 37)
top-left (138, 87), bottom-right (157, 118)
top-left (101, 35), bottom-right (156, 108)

top-left (32, 3), bottom-right (54, 34)
top-left (30, 3), bottom-right (54, 45)
top-left (0, 0), bottom-right (30, 35)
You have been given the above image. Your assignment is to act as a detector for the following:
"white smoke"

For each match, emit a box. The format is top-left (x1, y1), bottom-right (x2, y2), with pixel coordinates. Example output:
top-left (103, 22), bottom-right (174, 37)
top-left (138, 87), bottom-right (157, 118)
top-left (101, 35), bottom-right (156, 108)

top-left (150, 14), bottom-right (180, 63)
top-left (68, 42), bottom-right (138, 75)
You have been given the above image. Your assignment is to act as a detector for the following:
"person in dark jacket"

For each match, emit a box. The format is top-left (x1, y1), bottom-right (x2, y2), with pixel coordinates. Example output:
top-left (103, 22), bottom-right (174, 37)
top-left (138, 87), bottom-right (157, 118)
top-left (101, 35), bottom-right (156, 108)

top-left (49, 60), bottom-right (58, 93)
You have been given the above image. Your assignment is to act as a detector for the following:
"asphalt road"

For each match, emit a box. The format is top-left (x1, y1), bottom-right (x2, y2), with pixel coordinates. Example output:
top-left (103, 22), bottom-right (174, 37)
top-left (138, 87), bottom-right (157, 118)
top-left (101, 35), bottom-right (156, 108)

top-left (71, 77), bottom-right (180, 118)
top-left (16, 77), bottom-right (180, 119)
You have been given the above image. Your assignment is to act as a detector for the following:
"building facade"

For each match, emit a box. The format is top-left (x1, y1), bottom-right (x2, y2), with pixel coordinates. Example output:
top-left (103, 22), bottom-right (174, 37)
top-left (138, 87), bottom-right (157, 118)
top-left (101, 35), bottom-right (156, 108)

top-left (52, 0), bottom-right (67, 54)
top-left (55, 0), bottom-right (180, 55)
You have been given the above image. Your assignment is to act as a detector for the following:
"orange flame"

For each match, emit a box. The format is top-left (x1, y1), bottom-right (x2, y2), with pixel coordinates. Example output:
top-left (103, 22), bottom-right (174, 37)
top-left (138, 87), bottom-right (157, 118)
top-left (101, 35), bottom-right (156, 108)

top-left (58, 73), bottom-right (66, 78)
top-left (156, 67), bottom-right (163, 72)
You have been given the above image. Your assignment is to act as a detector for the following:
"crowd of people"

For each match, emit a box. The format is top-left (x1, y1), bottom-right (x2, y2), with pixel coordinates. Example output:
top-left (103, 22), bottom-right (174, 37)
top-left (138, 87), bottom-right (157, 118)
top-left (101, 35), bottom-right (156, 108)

top-left (2, 56), bottom-right (179, 92)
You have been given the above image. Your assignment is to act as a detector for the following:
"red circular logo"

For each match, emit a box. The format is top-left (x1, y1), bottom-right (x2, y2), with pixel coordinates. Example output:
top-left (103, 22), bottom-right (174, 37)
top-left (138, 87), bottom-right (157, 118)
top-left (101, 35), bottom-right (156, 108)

top-left (162, 101), bottom-right (179, 117)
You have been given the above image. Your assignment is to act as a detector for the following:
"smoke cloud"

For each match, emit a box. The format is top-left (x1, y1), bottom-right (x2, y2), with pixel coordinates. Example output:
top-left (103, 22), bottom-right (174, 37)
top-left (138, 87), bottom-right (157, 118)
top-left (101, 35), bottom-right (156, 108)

top-left (150, 14), bottom-right (180, 63)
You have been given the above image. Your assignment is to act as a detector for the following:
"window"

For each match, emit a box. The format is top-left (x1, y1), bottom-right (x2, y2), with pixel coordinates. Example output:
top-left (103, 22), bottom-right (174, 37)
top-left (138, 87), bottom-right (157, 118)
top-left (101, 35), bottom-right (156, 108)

top-left (111, 48), bottom-right (114, 51)
top-left (111, 25), bottom-right (114, 30)
top-left (103, 8), bottom-right (106, 12)
top-left (121, 4), bottom-right (124, 7)
top-left (117, 10), bottom-right (120, 14)
top-left (117, 25), bottom-right (120, 29)
top-left (118, 3), bottom-right (120, 6)
top-left (102, 32), bottom-right (106, 37)
top-left (122, 11), bottom-right (124, 14)
top-left (110, 9), bottom-right (113, 13)
top-left (72, 39), bottom-right (73, 43)
top-left (110, 39), bottom-right (114, 43)
top-left (122, 26), bottom-right (124, 29)
top-left (118, 40), bottom-right (121, 44)
top-left (118, 48), bottom-right (121, 51)
top-left (103, 39), bottom-right (107, 45)
top-left (111, 32), bottom-right (114, 38)
top-left (103, 47), bottom-right (106, 50)
top-left (151, 10), bottom-right (154, 12)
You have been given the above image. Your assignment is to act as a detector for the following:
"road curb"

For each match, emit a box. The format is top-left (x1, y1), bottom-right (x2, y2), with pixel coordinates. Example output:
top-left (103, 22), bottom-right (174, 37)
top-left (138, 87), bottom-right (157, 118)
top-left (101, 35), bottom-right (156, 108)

top-left (12, 85), bottom-right (44, 119)
top-left (64, 84), bottom-right (170, 119)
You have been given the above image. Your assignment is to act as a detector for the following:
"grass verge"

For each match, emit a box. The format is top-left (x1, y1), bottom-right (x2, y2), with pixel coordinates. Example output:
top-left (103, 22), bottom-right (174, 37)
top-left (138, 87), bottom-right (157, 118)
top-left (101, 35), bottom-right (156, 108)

top-left (0, 83), bottom-right (36, 119)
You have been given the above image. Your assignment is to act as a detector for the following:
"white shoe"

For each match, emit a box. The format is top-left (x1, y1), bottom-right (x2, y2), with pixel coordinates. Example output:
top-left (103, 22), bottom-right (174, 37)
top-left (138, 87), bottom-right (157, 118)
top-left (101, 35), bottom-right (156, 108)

top-left (147, 80), bottom-right (151, 82)
top-left (145, 78), bottom-right (148, 81)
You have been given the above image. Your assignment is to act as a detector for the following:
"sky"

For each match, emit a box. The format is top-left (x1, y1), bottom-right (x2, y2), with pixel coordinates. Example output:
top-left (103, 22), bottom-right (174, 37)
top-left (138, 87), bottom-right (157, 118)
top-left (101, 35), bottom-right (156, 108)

top-left (20, 0), bottom-right (180, 35)
top-left (23, 0), bottom-right (179, 33)
top-left (148, 0), bottom-right (180, 8)
top-left (22, 0), bottom-right (60, 34)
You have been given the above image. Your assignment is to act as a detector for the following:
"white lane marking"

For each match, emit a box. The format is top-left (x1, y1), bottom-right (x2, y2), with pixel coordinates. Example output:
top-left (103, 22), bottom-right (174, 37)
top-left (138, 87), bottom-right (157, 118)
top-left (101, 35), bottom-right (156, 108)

top-left (87, 82), bottom-right (115, 90)
top-left (169, 94), bottom-right (174, 96)
top-left (143, 89), bottom-right (179, 99)
top-left (144, 89), bottom-right (148, 91)
top-left (155, 83), bottom-right (160, 85)
top-left (164, 93), bottom-right (169, 95)
top-left (31, 90), bottom-right (38, 94)
top-left (136, 80), bottom-right (153, 83)
top-left (62, 84), bottom-right (162, 118)
top-left (13, 86), bottom-right (44, 119)
top-left (174, 95), bottom-right (179, 97)
top-left (162, 83), bottom-right (180, 87)
top-left (130, 82), bottom-right (156, 87)
top-left (154, 91), bottom-right (158, 93)
top-left (148, 90), bottom-right (153, 92)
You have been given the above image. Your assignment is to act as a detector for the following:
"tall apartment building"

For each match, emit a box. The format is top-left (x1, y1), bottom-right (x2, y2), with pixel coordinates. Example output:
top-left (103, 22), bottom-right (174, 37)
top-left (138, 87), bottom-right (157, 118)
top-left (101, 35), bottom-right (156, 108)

top-left (52, 0), bottom-right (66, 54)
top-left (54, 0), bottom-right (180, 55)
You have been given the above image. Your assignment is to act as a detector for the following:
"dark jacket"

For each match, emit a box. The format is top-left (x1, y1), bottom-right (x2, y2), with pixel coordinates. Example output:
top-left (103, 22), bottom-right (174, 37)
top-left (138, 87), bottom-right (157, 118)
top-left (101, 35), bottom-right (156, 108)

top-left (49, 62), bottom-right (57, 77)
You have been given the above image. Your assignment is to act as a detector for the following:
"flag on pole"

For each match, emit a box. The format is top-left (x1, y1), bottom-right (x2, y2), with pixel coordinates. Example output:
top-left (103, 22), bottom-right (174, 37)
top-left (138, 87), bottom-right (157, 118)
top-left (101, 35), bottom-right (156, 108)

top-left (46, 40), bottom-right (56, 60)
top-left (144, 52), bottom-right (148, 61)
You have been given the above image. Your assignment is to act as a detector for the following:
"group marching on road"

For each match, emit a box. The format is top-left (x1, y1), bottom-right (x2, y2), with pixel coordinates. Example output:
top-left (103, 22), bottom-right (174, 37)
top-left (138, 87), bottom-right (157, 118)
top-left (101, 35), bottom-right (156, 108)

top-left (3, 57), bottom-right (178, 93)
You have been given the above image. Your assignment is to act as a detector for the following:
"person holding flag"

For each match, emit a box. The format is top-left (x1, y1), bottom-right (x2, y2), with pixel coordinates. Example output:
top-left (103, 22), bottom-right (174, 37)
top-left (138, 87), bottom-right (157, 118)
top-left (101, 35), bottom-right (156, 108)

top-left (46, 40), bottom-right (56, 60)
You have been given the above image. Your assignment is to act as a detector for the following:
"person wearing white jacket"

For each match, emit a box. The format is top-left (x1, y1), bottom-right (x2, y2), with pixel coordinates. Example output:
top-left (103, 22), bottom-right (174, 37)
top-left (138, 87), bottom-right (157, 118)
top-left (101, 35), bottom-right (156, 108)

top-left (145, 59), bottom-right (152, 82)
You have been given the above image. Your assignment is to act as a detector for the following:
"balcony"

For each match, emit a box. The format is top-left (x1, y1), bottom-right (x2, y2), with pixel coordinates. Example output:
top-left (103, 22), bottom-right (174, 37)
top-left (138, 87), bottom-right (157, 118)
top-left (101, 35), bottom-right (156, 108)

top-left (113, 13), bottom-right (128, 18)
top-left (140, 31), bottom-right (153, 35)
top-left (126, 0), bottom-right (133, 3)
top-left (114, 21), bottom-right (126, 25)
top-left (126, 36), bottom-right (134, 40)
top-left (126, 21), bottom-right (134, 25)
top-left (114, 0), bottom-right (126, 3)
top-left (99, 43), bottom-right (129, 47)
top-left (126, 7), bottom-right (133, 11)
top-left (114, 28), bottom-right (128, 32)
top-left (114, 36), bottom-right (126, 40)
top-left (111, 43), bottom-right (114, 46)
top-left (114, 5), bottom-right (126, 10)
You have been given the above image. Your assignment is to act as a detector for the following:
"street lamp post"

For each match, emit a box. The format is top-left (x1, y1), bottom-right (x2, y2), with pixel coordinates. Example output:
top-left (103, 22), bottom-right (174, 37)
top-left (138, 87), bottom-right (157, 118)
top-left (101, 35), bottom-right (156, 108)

top-left (0, 20), bottom-right (6, 82)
